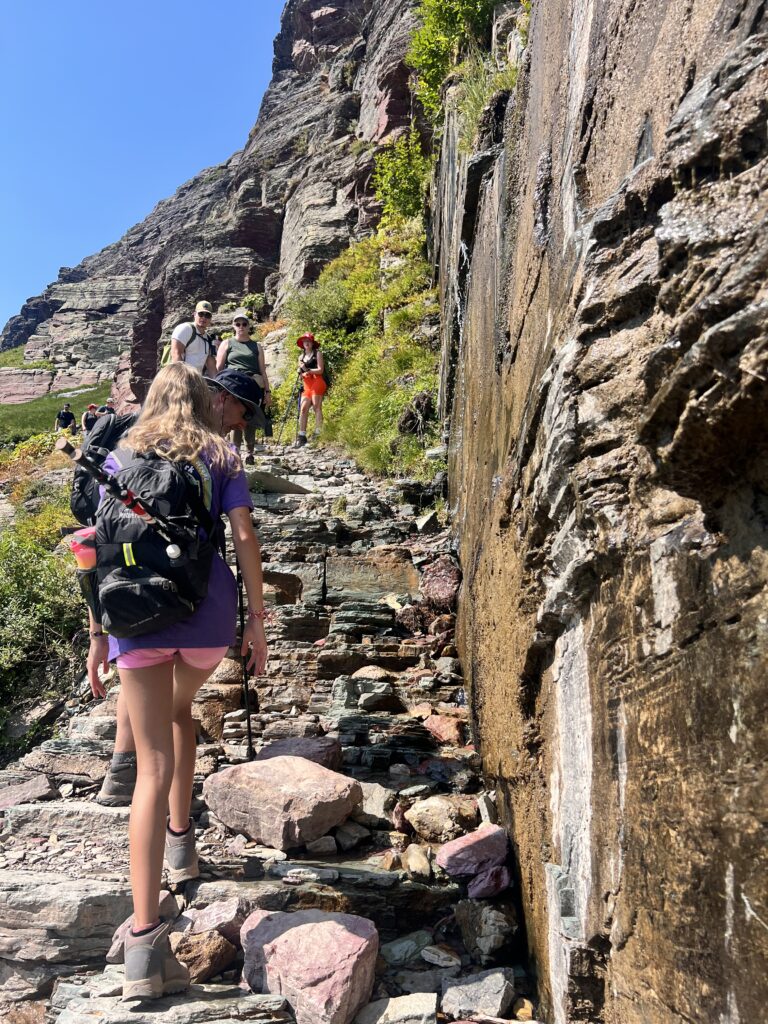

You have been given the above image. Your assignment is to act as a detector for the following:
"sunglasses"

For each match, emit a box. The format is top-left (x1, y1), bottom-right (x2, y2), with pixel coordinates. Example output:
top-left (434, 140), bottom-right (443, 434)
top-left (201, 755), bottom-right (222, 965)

top-left (228, 394), bottom-right (255, 422)
top-left (234, 320), bottom-right (248, 327)
top-left (197, 311), bottom-right (212, 319)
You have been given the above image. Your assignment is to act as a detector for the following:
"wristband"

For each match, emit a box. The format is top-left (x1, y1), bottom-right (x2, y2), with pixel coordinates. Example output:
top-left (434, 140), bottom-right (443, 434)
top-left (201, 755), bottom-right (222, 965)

top-left (90, 630), bottom-right (105, 638)
top-left (247, 607), bottom-right (267, 621)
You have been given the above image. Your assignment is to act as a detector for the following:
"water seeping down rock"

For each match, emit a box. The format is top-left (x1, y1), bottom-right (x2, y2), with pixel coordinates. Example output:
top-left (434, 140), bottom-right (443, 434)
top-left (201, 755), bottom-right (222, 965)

top-left (435, 1), bottom-right (767, 1022)
top-left (1, 0), bottom-right (766, 1021)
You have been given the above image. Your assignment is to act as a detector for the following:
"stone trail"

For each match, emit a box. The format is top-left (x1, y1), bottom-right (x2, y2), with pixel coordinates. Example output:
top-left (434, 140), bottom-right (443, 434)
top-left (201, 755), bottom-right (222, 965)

top-left (0, 444), bottom-right (534, 1024)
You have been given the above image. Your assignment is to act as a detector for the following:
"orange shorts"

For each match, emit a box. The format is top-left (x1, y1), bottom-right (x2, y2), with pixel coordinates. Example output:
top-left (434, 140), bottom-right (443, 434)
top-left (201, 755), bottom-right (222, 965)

top-left (302, 373), bottom-right (327, 398)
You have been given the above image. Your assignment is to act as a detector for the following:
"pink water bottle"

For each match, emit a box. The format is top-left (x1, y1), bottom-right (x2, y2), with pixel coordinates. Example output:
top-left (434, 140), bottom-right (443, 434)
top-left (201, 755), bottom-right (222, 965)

top-left (69, 526), bottom-right (97, 570)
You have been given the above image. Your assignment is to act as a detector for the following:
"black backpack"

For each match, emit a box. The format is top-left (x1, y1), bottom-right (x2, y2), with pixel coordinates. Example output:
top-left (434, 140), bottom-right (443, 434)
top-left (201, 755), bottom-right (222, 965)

top-left (70, 413), bottom-right (139, 525)
top-left (95, 449), bottom-right (219, 639)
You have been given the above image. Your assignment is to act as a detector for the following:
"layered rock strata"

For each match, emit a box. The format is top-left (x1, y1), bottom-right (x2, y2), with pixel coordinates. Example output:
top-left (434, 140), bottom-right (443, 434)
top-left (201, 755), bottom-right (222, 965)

top-left (434, 2), bottom-right (768, 1022)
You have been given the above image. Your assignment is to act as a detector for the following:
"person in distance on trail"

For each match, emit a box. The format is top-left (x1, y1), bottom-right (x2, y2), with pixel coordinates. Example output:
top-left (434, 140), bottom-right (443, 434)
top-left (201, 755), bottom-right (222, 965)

top-left (215, 308), bottom-right (271, 464)
top-left (85, 363), bottom-right (268, 1001)
top-left (96, 399), bottom-right (116, 417)
top-left (81, 403), bottom-right (99, 435)
top-left (295, 332), bottom-right (326, 447)
top-left (95, 369), bottom-right (266, 808)
top-left (53, 402), bottom-right (76, 432)
top-left (169, 300), bottom-right (217, 376)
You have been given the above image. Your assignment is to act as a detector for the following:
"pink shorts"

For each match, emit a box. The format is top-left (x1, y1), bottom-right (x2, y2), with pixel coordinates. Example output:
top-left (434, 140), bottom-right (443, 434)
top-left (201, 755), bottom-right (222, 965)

top-left (115, 646), bottom-right (228, 670)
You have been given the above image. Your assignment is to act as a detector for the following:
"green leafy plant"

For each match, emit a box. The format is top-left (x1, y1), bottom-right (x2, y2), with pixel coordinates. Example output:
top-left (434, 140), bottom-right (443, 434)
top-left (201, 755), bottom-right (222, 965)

top-left (372, 124), bottom-right (431, 222)
top-left (281, 221), bottom-right (440, 475)
top-left (0, 346), bottom-right (54, 370)
top-left (241, 293), bottom-right (266, 314)
top-left (407, 0), bottom-right (496, 122)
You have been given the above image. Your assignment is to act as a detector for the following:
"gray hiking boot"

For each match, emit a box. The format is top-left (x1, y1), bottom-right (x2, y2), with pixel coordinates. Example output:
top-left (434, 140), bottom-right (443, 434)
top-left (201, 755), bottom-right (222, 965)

top-left (123, 918), bottom-right (189, 1001)
top-left (95, 754), bottom-right (136, 806)
top-left (164, 819), bottom-right (199, 884)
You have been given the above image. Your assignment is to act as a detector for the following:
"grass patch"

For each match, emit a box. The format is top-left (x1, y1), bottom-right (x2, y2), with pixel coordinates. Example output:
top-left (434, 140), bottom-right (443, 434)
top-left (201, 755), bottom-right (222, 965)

top-left (456, 45), bottom-right (519, 153)
top-left (0, 383), bottom-right (112, 445)
top-left (0, 346), bottom-right (54, 371)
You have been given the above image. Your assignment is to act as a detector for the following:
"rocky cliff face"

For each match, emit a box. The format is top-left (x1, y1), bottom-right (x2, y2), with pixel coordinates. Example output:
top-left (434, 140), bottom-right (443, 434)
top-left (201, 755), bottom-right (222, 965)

top-left (0, 0), bottom-right (418, 405)
top-left (434, 1), bottom-right (767, 1022)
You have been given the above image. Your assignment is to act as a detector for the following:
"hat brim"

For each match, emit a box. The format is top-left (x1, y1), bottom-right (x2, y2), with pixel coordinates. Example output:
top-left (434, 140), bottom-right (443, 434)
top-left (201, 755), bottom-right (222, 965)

top-left (296, 336), bottom-right (319, 348)
top-left (204, 375), bottom-right (261, 415)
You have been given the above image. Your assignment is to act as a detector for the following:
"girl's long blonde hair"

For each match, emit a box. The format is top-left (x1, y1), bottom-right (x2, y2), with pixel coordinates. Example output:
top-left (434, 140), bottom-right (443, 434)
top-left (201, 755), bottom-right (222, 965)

top-left (125, 362), bottom-right (236, 471)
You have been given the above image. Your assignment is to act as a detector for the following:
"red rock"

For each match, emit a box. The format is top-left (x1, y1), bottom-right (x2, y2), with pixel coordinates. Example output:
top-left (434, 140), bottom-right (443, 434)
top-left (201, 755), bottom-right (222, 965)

top-left (408, 702), bottom-right (433, 720)
top-left (423, 714), bottom-right (465, 746)
top-left (435, 824), bottom-right (509, 877)
top-left (419, 555), bottom-right (461, 611)
top-left (467, 864), bottom-right (512, 898)
top-left (203, 756), bottom-right (362, 851)
top-left (241, 908), bottom-right (378, 1024)
top-left (256, 736), bottom-right (343, 772)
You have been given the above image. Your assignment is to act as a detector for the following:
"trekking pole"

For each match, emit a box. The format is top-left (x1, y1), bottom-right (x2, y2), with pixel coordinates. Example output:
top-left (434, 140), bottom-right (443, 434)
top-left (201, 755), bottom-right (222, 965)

top-left (55, 437), bottom-right (194, 555)
top-left (275, 373), bottom-right (301, 445)
top-left (236, 556), bottom-right (256, 761)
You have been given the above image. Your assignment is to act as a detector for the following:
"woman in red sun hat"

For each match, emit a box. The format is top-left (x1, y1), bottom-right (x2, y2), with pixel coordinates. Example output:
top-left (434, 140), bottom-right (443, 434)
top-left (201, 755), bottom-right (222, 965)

top-left (295, 332), bottom-right (326, 447)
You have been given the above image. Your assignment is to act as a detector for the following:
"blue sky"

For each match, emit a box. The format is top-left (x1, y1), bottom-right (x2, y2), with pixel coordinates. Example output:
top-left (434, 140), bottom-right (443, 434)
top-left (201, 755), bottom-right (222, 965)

top-left (0, 0), bottom-right (286, 332)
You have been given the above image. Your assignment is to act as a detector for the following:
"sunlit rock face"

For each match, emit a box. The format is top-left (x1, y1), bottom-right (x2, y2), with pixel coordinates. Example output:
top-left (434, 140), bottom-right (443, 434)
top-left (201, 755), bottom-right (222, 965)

top-left (0, 0), bottom-right (418, 405)
top-left (434, 2), bottom-right (767, 1022)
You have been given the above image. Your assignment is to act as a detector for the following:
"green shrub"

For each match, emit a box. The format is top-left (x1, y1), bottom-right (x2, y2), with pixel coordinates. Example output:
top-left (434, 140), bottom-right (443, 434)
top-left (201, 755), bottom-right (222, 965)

top-left (241, 293), bottom-right (266, 314)
top-left (0, 494), bottom-right (85, 760)
top-left (373, 125), bottom-right (431, 222)
top-left (281, 221), bottom-right (440, 474)
top-left (407, 0), bottom-right (496, 122)
top-left (456, 45), bottom-right (519, 153)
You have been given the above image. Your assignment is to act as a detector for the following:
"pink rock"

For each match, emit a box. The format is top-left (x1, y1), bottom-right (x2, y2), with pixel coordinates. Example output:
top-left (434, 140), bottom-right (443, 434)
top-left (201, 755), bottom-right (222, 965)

top-left (256, 735), bottom-right (343, 772)
top-left (419, 555), bottom-right (462, 611)
top-left (423, 714), bottom-right (465, 746)
top-left (467, 864), bottom-right (512, 898)
top-left (203, 756), bottom-right (362, 851)
top-left (190, 897), bottom-right (250, 947)
top-left (241, 908), bottom-right (378, 1024)
top-left (435, 824), bottom-right (509, 877)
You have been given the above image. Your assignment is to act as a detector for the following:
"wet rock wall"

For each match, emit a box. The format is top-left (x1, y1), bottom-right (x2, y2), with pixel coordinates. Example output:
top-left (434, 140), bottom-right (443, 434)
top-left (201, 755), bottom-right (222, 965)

top-left (434, 1), bottom-right (767, 1022)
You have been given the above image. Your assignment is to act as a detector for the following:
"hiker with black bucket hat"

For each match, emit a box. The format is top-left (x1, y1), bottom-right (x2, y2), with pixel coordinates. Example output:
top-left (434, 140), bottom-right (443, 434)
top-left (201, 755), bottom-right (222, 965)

top-left (94, 369), bottom-right (266, 808)
top-left (215, 308), bottom-right (271, 464)
top-left (82, 363), bottom-right (268, 1001)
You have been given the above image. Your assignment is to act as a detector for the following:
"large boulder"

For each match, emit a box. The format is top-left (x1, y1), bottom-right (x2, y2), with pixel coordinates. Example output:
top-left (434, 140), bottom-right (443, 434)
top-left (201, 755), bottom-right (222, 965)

top-left (203, 756), bottom-right (362, 851)
top-left (435, 824), bottom-right (508, 877)
top-left (241, 908), bottom-right (378, 1024)
top-left (354, 992), bottom-right (438, 1023)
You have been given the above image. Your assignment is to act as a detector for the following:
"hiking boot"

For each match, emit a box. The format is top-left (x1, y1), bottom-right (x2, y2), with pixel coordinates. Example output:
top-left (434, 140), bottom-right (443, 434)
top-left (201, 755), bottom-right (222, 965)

top-left (123, 918), bottom-right (189, 1001)
top-left (295, 434), bottom-right (308, 448)
top-left (244, 453), bottom-right (255, 465)
top-left (164, 819), bottom-right (199, 884)
top-left (95, 755), bottom-right (136, 806)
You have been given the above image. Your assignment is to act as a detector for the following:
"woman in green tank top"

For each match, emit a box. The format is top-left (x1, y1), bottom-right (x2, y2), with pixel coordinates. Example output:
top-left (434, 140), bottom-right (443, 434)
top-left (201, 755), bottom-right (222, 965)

top-left (215, 309), bottom-right (272, 464)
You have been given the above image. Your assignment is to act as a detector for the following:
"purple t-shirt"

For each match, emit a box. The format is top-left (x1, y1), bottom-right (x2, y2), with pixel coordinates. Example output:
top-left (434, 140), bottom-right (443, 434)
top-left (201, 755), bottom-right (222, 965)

top-left (100, 450), bottom-right (253, 659)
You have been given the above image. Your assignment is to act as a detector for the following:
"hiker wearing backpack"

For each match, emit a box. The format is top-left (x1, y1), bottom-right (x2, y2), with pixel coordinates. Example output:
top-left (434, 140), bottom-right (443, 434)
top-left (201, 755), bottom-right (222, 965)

top-left (84, 363), bottom-right (268, 1001)
top-left (215, 308), bottom-right (271, 464)
top-left (164, 300), bottom-right (217, 375)
top-left (89, 370), bottom-right (266, 808)
top-left (296, 332), bottom-right (326, 447)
